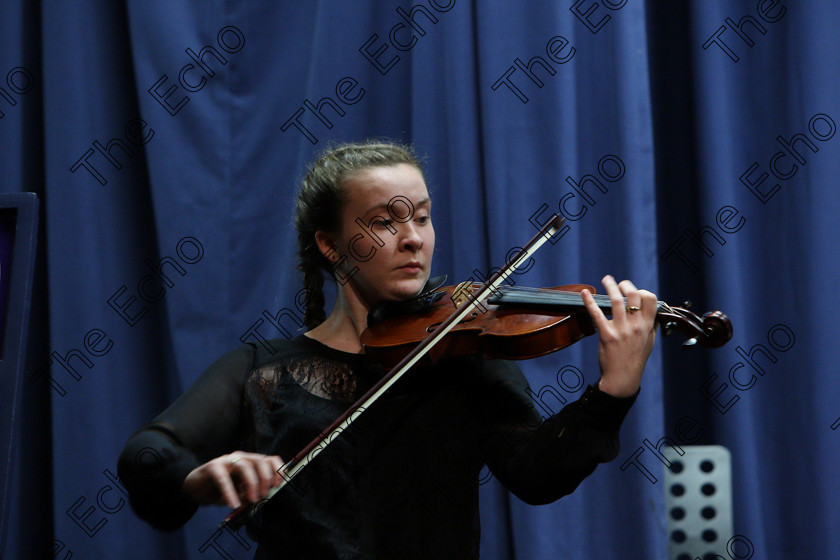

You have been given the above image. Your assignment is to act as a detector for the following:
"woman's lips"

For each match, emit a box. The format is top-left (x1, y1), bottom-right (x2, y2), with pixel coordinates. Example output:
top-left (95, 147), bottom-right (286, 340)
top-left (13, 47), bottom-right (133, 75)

top-left (398, 262), bottom-right (423, 274)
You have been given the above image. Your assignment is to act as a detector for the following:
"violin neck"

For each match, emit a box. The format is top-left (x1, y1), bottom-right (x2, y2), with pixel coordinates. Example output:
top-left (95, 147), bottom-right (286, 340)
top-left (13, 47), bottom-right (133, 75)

top-left (490, 286), bottom-right (665, 314)
top-left (486, 285), bottom-right (733, 350)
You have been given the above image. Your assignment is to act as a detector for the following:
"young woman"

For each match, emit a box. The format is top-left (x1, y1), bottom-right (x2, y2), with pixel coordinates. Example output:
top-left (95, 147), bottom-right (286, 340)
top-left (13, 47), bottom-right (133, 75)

top-left (118, 141), bottom-right (658, 559)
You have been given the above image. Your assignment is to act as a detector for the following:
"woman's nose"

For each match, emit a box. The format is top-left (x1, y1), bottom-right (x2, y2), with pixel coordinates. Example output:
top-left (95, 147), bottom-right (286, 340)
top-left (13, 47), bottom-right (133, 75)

top-left (399, 222), bottom-right (423, 251)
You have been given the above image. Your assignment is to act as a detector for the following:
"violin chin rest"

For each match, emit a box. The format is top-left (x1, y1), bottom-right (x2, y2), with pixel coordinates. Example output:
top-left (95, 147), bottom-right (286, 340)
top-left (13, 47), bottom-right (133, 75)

top-left (367, 275), bottom-right (448, 326)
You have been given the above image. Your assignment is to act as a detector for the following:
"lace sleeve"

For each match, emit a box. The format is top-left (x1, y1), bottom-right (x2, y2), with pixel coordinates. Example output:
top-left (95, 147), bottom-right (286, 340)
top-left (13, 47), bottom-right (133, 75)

top-left (117, 343), bottom-right (255, 530)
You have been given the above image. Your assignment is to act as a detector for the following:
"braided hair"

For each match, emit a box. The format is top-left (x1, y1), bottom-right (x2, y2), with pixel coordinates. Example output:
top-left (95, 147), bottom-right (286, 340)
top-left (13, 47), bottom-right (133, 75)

top-left (294, 141), bottom-right (423, 330)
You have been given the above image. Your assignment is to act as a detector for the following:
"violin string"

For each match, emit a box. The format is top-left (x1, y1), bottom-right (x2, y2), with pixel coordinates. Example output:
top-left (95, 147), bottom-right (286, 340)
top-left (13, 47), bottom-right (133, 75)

top-left (495, 286), bottom-right (668, 311)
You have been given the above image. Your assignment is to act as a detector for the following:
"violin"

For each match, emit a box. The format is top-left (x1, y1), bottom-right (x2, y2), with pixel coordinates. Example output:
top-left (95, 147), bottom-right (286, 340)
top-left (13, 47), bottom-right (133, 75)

top-left (222, 215), bottom-right (732, 529)
top-left (361, 281), bottom-right (732, 367)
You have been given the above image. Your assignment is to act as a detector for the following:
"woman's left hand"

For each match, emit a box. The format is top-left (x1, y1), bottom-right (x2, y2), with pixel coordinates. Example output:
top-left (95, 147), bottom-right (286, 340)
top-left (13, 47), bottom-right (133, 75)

top-left (581, 275), bottom-right (658, 398)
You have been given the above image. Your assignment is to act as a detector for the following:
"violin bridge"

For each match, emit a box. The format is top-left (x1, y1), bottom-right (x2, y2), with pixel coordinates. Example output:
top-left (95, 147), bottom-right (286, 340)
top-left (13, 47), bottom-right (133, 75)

top-left (451, 281), bottom-right (475, 309)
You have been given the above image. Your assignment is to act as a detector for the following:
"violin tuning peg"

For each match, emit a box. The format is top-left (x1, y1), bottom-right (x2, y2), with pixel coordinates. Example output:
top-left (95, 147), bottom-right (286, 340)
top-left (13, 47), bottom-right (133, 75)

top-left (682, 337), bottom-right (699, 348)
top-left (663, 321), bottom-right (677, 336)
top-left (682, 300), bottom-right (693, 309)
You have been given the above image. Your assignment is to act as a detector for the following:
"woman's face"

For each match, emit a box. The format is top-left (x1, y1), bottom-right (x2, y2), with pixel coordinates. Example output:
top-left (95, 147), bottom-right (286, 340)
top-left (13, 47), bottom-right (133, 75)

top-left (320, 163), bottom-right (435, 307)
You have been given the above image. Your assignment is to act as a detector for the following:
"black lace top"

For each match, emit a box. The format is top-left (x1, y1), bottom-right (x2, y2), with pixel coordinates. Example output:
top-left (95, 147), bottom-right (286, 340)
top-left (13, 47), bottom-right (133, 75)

top-left (118, 335), bottom-right (637, 559)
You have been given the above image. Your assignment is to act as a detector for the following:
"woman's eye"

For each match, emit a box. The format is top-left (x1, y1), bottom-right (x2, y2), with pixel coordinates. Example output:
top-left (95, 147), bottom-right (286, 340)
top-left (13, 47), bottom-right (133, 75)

top-left (373, 219), bottom-right (393, 228)
top-left (417, 215), bottom-right (430, 225)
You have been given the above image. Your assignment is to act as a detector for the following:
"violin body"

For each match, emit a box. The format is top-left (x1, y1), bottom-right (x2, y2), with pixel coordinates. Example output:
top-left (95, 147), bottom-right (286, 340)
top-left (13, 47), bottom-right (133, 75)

top-left (361, 283), bottom-right (733, 367)
top-left (362, 284), bottom-right (598, 367)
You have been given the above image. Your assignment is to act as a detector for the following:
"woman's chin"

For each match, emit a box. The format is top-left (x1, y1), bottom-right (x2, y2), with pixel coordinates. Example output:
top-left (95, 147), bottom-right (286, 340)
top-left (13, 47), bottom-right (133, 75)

top-left (388, 278), bottom-right (429, 301)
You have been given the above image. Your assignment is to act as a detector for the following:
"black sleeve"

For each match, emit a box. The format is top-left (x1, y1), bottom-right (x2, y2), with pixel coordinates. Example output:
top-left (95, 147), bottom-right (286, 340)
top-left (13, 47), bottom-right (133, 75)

top-left (117, 343), bottom-right (255, 531)
top-left (478, 359), bottom-right (637, 505)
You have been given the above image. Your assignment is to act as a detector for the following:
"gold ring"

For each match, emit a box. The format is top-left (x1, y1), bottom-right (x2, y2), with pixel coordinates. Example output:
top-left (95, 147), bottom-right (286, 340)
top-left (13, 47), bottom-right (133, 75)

top-left (627, 306), bottom-right (641, 313)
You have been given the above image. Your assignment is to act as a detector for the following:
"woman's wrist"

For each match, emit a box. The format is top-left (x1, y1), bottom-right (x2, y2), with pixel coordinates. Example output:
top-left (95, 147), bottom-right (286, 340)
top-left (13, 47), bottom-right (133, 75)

top-left (597, 377), bottom-right (640, 398)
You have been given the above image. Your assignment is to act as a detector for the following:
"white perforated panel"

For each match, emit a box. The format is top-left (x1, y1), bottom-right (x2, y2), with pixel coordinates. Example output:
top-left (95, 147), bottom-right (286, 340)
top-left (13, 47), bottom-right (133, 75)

top-left (664, 445), bottom-right (734, 560)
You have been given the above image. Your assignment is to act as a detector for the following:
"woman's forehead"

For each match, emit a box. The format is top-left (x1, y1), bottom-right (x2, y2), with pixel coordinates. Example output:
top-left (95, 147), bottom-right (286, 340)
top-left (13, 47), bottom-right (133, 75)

top-left (343, 164), bottom-right (430, 211)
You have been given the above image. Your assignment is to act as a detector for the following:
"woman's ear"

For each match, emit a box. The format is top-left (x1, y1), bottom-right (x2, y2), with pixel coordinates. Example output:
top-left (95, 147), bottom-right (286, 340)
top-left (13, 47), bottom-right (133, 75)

top-left (314, 230), bottom-right (338, 262)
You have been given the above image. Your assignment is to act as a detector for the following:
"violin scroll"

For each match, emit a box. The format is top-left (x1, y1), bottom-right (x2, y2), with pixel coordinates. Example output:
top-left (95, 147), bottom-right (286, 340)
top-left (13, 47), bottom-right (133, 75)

top-left (657, 305), bottom-right (733, 349)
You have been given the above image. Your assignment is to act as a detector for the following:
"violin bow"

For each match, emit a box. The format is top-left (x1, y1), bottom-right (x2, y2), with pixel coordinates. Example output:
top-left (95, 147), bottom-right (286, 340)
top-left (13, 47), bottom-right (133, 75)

top-left (221, 215), bottom-right (566, 528)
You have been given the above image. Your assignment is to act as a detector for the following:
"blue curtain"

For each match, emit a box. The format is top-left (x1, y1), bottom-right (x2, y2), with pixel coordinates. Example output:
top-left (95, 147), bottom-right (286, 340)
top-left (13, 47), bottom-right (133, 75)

top-left (2, 1), bottom-right (838, 558)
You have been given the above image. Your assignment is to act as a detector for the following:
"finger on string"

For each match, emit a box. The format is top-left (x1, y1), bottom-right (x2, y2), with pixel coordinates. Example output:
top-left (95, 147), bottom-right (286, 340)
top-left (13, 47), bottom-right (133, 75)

top-left (581, 288), bottom-right (609, 331)
top-left (619, 280), bottom-right (643, 319)
top-left (618, 279), bottom-right (639, 294)
top-left (638, 289), bottom-right (658, 323)
top-left (603, 275), bottom-right (627, 323)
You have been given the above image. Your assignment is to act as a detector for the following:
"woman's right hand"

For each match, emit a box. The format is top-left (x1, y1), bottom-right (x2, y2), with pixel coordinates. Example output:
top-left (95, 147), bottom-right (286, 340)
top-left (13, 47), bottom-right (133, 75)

top-left (182, 452), bottom-right (285, 509)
